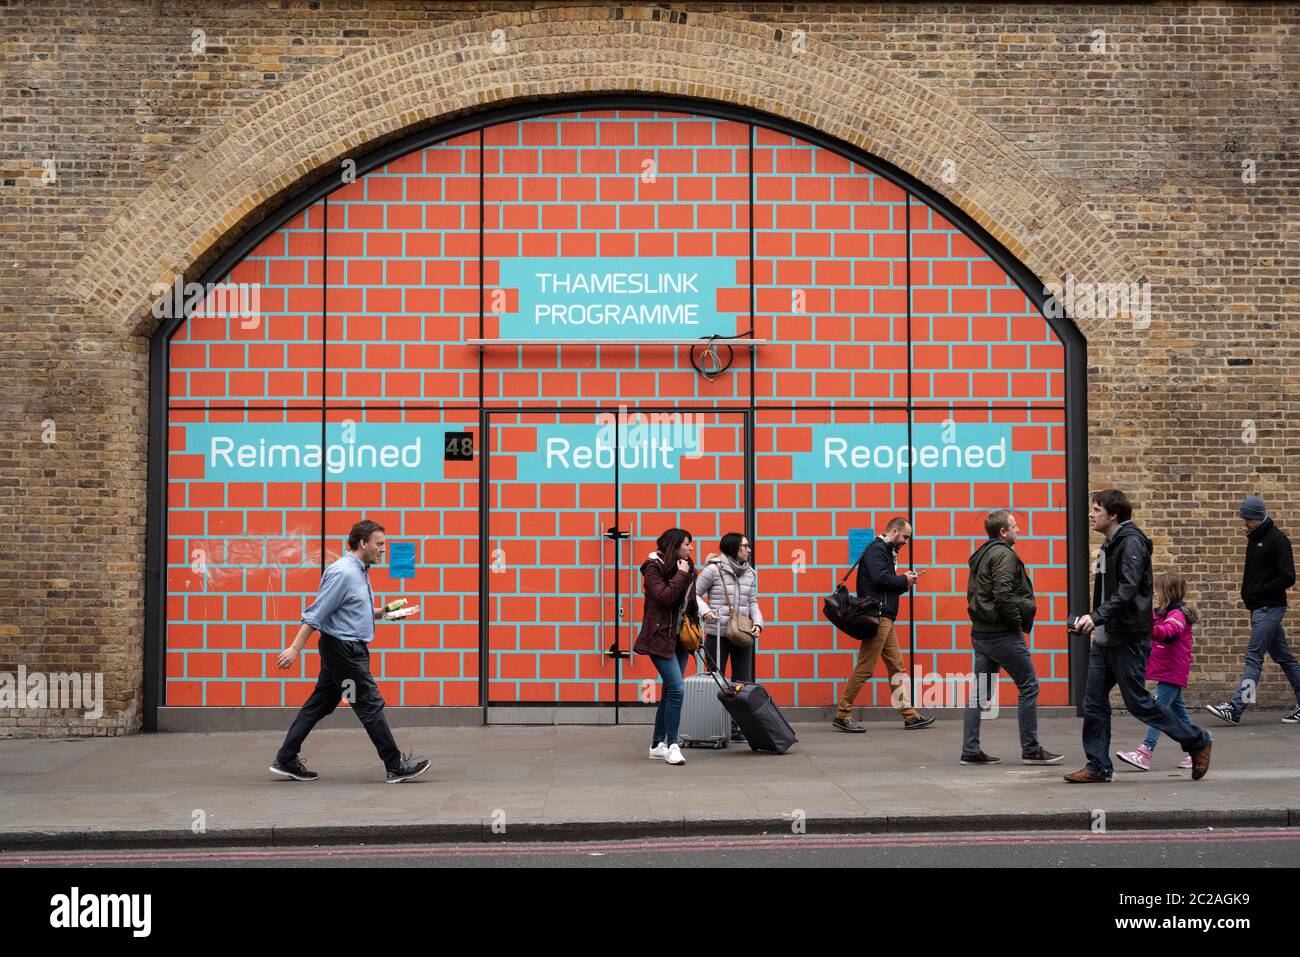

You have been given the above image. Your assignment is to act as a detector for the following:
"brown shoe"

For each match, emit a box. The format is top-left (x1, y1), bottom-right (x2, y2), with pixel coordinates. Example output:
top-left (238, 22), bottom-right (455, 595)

top-left (1063, 767), bottom-right (1111, 784)
top-left (1190, 739), bottom-right (1212, 780)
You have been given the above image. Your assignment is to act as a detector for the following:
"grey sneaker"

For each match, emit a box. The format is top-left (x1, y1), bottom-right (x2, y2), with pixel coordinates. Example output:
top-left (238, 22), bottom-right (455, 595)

top-left (832, 717), bottom-right (867, 733)
top-left (903, 713), bottom-right (936, 730)
top-left (1206, 703), bottom-right (1240, 726)
top-left (386, 754), bottom-right (431, 784)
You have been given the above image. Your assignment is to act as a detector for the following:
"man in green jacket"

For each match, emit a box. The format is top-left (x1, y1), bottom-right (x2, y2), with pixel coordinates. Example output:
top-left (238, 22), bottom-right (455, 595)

top-left (960, 509), bottom-right (1062, 766)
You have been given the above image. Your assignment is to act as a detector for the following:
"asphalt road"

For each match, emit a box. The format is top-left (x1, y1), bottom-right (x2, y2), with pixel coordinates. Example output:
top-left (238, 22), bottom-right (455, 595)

top-left (4, 828), bottom-right (1299, 868)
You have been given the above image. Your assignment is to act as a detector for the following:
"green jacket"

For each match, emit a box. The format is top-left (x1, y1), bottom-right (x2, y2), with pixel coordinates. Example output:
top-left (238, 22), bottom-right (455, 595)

top-left (967, 540), bottom-right (1037, 635)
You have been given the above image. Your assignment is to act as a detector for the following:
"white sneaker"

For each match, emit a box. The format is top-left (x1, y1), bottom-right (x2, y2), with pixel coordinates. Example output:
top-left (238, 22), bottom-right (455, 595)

top-left (665, 743), bottom-right (686, 766)
top-left (648, 741), bottom-right (669, 760)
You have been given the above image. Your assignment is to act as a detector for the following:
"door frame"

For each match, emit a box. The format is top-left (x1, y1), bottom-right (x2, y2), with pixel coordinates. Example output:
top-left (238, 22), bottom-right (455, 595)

top-left (479, 405), bottom-right (754, 724)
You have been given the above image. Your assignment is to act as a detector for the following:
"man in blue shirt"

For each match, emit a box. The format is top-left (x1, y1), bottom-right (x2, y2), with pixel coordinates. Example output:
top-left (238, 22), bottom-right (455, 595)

top-left (270, 520), bottom-right (430, 783)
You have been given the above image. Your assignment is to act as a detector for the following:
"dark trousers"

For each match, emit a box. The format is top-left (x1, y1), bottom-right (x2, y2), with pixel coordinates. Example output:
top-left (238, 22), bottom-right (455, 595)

top-left (1227, 606), bottom-right (1300, 715)
top-left (1082, 639), bottom-right (1210, 778)
top-left (276, 634), bottom-right (401, 771)
top-left (706, 628), bottom-right (755, 683)
top-left (962, 629), bottom-right (1041, 757)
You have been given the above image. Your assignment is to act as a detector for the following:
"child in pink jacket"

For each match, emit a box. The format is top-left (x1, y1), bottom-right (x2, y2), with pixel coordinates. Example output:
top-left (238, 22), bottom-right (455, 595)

top-left (1117, 571), bottom-right (1198, 771)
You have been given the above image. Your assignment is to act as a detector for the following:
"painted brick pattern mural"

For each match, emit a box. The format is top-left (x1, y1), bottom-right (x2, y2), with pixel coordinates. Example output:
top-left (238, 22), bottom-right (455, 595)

top-left (166, 408), bottom-right (479, 707)
top-left (909, 195), bottom-right (1064, 406)
top-left (163, 107), bottom-right (1070, 713)
top-left (168, 204), bottom-right (325, 407)
top-left (752, 131), bottom-right (909, 403)
top-left (482, 111), bottom-right (752, 406)
top-left (486, 411), bottom-right (745, 706)
top-left (324, 134), bottom-right (481, 407)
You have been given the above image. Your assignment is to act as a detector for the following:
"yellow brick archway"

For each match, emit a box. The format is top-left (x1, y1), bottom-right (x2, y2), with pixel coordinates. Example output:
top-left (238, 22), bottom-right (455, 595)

top-left (67, 3), bottom-right (1138, 343)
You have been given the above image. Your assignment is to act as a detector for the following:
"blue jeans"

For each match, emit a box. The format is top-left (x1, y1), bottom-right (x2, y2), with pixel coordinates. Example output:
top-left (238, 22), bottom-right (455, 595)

top-left (650, 647), bottom-right (690, 746)
top-left (1227, 606), bottom-right (1300, 716)
top-left (1142, 682), bottom-right (1193, 750)
top-left (962, 630), bottom-right (1041, 756)
top-left (1082, 639), bottom-right (1210, 779)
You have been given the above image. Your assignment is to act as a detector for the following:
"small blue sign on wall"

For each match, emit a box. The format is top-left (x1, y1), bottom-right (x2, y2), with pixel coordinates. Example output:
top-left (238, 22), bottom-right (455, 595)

top-left (848, 528), bottom-right (875, 567)
top-left (388, 542), bottom-right (416, 580)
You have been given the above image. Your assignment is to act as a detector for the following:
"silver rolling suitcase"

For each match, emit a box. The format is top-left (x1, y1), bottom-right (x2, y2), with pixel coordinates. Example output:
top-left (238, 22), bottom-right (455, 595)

top-left (678, 621), bottom-right (729, 749)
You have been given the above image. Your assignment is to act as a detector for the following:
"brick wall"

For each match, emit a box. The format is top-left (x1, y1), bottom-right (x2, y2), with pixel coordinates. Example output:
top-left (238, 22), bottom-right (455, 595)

top-left (3, 3), bottom-right (1296, 734)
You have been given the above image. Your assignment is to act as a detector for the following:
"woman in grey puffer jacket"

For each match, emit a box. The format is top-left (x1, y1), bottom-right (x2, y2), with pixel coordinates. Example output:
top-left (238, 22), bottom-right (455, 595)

top-left (695, 533), bottom-right (764, 740)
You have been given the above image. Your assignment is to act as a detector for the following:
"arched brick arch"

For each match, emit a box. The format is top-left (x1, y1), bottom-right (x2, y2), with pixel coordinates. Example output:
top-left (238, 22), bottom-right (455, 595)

top-left (68, 3), bottom-right (1138, 343)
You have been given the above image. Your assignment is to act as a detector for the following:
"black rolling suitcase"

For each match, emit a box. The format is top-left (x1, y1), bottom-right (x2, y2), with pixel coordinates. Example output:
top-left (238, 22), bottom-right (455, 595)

top-left (696, 644), bottom-right (798, 755)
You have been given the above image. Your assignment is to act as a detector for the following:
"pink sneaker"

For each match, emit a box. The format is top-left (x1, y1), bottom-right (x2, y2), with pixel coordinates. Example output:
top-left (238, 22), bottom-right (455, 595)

top-left (1177, 754), bottom-right (1193, 769)
top-left (1116, 743), bottom-right (1152, 771)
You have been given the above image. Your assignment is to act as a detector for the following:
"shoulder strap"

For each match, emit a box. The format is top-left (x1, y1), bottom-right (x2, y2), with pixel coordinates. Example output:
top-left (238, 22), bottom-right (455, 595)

top-left (840, 541), bottom-right (874, 586)
top-left (724, 566), bottom-right (740, 616)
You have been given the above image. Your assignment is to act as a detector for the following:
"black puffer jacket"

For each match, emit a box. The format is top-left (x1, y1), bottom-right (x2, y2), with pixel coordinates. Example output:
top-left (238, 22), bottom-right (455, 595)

top-left (1091, 521), bottom-right (1153, 644)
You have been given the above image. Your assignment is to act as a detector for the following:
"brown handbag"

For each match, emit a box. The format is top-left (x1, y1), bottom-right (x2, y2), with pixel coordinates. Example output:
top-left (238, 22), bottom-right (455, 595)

top-left (679, 615), bottom-right (703, 652)
top-left (723, 568), bottom-right (756, 648)
top-left (677, 566), bottom-right (703, 651)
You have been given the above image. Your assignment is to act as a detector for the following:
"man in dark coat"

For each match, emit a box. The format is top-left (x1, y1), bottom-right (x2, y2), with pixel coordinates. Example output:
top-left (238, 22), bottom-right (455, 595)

top-left (832, 516), bottom-right (935, 732)
top-left (1207, 495), bottom-right (1300, 725)
top-left (1065, 490), bottom-right (1213, 783)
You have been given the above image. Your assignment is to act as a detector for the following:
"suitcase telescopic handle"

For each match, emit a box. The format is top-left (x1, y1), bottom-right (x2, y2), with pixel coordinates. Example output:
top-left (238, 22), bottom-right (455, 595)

top-left (695, 620), bottom-right (731, 695)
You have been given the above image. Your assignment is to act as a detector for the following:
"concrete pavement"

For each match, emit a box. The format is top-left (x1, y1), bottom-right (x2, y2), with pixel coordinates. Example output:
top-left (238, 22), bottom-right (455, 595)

top-left (1, 712), bottom-right (1297, 849)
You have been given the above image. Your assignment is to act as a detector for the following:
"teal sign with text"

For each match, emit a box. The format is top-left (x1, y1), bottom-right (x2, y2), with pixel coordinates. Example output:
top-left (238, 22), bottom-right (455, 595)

top-left (183, 423), bottom-right (444, 482)
top-left (806, 424), bottom-right (1034, 482)
top-left (498, 256), bottom-right (739, 340)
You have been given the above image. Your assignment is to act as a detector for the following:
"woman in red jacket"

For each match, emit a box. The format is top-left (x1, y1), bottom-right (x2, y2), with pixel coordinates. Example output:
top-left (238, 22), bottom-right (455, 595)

top-left (633, 527), bottom-right (698, 766)
top-left (1116, 571), bottom-right (1197, 771)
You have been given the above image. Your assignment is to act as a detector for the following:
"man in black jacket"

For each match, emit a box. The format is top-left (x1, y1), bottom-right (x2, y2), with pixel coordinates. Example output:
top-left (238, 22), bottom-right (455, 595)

top-left (1207, 496), bottom-right (1300, 725)
top-left (960, 510), bottom-right (1062, 766)
top-left (1064, 490), bottom-right (1213, 783)
top-left (832, 517), bottom-right (936, 732)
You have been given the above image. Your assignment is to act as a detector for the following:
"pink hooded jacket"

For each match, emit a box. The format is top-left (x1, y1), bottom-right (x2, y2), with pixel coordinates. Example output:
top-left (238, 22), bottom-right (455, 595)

top-left (1144, 605), bottom-right (1193, 688)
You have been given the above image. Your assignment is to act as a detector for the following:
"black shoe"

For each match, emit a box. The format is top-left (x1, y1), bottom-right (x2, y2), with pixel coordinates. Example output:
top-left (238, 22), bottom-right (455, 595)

top-left (832, 717), bottom-right (866, 733)
top-left (903, 713), bottom-right (936, 730)
top-left (730, 726), bottom-right (747, 742)
top-left (1206, 703), bottom-right (1240, 726)
top-left (1282, 706), bottom-right (1300, 724)
top-left (1022, 747), bottom-right (1064, 765)
top-left (269, 757), bottom-right (318, 781)
top-left (386, 753), bottom-right (431, 784)
top-left (960, 751), bottom-right (1001, 766)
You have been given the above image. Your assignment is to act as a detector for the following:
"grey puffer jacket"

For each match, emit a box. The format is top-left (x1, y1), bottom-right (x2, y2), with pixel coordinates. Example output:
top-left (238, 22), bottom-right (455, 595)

top-left (695, 557), bottom-right (764, 634)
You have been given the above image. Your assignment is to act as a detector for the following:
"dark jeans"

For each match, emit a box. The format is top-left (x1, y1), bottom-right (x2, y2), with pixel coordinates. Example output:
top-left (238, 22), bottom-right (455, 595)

top-left (962, 629), bottom-right (1041, 756)
top-left (650, 647), bottom-right (690, 747)
top-left (276, 634), bottom-right (402, 771)
top-left (1082, 639), bottom-right (1210, 778)
top-left (1227, 606), bottom-right (1300, 716)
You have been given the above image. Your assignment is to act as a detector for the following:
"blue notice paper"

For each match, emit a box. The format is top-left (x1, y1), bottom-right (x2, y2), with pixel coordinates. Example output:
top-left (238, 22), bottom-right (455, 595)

top-left (388, 542), bottom-right (415, 580)
top-left (848, 529), bottom-right (875, 567)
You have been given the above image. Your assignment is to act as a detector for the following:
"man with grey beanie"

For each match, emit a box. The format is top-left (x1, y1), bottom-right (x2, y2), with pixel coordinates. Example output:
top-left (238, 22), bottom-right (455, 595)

top-left (1207, 496), bottom-right (1300, 725)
